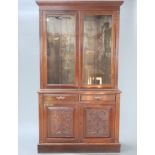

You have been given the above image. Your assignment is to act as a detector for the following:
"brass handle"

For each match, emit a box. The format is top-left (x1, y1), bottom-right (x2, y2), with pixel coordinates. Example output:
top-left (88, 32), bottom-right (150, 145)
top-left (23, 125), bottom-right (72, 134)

top-left (94, 96), bottom-right (103, 100)
top-left (56, 96), bottom-right (66, 100)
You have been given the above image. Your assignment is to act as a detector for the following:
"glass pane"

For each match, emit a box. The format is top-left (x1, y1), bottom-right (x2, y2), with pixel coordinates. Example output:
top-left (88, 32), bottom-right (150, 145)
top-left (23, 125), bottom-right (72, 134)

top-left (83, 15), bottom-right (112, 85)
top-left (46, 15), bottom-right (76, 84)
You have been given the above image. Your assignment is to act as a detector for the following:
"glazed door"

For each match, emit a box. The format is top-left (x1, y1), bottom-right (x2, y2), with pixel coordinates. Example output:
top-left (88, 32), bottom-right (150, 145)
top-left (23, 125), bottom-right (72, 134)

top-left (79, 104), bottom-right (115, 143)
top-left (43, 103), bottom-right (78, 143)
top-left (80, 11), bottom-right (116, 88)
top-left (41, 11), bottom-right (79, 88)
top-left (41, 11), bottom-right (117, 88)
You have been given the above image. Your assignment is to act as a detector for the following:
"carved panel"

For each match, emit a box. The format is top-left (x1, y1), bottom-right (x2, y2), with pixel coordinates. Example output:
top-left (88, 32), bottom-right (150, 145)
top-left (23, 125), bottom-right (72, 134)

top-left (85, 108), bottom-right (110, 137)
top-left (47, 107), bottom-right (74, 137)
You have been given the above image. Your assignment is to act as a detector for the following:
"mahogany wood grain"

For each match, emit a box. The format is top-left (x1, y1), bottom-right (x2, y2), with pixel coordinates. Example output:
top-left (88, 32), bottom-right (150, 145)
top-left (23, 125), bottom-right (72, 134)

top-left (115, 94), bottom-right (120, 142)
top-left (39, 94), bottom-right (44, 143)
top-left (36, 0), bottom-right (123, 153)
top-left (38, 89), bottom-right (121, 94)
top-left (79, 103), bottom-right (115, 143)
top-left (38, 143), bottom-right (121, 153)
top-left (44, 94), bottom-right (79, 102)
top-left (43, 103), bottom-right (79, 143)
top-left (80, 94), bottom-right (115, 101)
top-left (115, 10), bottom-right (120, 89)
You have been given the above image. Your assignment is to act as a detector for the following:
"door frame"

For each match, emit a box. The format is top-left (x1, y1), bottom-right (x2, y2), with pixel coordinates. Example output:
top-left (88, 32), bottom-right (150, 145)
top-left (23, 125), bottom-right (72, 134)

top-left (40, 10), bottom-right (79, 88)
top-left (79, 11), bottom-right (117, 89)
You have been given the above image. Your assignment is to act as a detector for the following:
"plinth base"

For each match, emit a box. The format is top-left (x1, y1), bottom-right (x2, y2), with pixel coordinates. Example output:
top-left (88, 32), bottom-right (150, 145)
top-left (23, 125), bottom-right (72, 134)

top-left (38, 143), bottom-right (121, 153)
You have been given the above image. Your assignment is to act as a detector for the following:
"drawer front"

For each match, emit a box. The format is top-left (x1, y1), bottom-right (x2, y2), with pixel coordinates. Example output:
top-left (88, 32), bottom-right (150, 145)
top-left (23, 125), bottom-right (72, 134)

top-left (44, 94), bottom-right (79, 102)
top-left (80, 95), bottom-right (115, 101)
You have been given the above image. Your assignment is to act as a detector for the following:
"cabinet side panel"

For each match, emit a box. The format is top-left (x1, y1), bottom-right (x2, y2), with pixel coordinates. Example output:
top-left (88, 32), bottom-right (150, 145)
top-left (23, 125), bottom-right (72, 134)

top-left (115, 94), bottom-right (120, 142)
top-left (114, 10), bottom-right (120, 89)
top-left (39, 94), bottom-right (44, 143)
top-left (39, 10), bottom-right (45, 89)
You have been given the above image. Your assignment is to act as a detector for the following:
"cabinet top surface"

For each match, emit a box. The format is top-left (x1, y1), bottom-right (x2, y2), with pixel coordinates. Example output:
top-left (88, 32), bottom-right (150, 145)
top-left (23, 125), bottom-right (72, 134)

top-left (36, 0), bottom-right (124, 5)
top-left (36, 0), bottom-right (123, 1)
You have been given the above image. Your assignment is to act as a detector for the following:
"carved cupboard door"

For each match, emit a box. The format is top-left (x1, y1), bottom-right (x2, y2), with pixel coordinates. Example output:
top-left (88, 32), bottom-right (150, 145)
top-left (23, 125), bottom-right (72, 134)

top-left (79, 104), bottom-right (115, 143)
top-left (44, 103), bottom-right (78, 143)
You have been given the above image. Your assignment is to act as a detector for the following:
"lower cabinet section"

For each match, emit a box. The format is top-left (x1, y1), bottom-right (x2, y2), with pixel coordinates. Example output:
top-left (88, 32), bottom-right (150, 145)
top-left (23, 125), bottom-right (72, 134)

top-left (42, 102), bottom-right (115, 143)
top-left (38, 92), bottom-right (120, 152)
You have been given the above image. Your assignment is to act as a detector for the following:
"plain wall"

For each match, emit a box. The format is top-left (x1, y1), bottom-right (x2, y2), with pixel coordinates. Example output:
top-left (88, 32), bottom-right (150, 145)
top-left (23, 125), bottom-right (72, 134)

top-left (18, 0), bottom-right (137, 154)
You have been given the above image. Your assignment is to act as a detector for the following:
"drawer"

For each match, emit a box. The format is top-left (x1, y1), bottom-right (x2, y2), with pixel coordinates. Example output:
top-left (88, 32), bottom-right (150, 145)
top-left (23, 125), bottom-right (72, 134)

top-left (44, 94), bottom-right (79, 102)
top-left (80, 95), bottom-right (115, 101)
